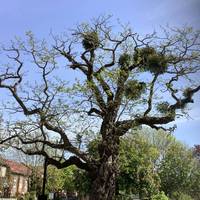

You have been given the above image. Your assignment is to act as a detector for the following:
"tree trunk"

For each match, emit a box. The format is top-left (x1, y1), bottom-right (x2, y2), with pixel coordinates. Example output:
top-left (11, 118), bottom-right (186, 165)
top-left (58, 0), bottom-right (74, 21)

top-left (89, 159), bottom-right (117, 200)
top-left (89, 135), bottom-right (120, 200)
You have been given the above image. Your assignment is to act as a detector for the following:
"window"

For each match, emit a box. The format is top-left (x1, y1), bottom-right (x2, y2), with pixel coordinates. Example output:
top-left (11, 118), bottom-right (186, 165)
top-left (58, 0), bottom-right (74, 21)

top-left (0, 166), bottom-right (6, 177)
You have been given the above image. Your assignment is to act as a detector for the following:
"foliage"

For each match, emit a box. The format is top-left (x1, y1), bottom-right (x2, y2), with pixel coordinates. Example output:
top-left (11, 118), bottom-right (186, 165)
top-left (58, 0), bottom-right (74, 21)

top-left (75, 129), bottom-right (200, 200)
top-left (183, 88), bottom-right (193, 98)
top-left (23, 191), bottom-right (36, 200)
top-left (139, 129), bottom-right (200, 200)
top-left (193, 145), bottom-right (200, 161)
top-left (158, 142), bottom-right (197, 198)
top-left (156, 102), bottom-right (170, 114)
top-left (133, 47), bottom-right (168, 74)
top-left (187, 159), bottom-right (200, 200)
top-left (118, 133), bottom-right (160, 198)
top-left (74, 169), bottom-right (92, 195)
top-left (124, 80), bottom-right (146, 100)
top-left (47, 165), bottom-right (76, 193)
top-left (29, 166), bottom-right (43, 195)
top-left (172, 192), bottom-right (194, 200)
top-left (152, 191), bottom-right (169, 200)
top-left (82, 31), bottom-right (100, 50)
top-left (119, 53), bottom-right (132, 67)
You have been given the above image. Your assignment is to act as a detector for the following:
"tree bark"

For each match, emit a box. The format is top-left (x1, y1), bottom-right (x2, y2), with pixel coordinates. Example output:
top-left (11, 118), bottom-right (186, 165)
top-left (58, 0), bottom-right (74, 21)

top-left (89, 160), bottom-right (118, 200)
top-left (89, 134), bottom-right (120, 200)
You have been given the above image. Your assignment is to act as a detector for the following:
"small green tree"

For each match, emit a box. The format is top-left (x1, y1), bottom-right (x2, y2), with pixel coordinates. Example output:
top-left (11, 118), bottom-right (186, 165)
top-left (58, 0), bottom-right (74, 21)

top-left (118, 133), bottom-right (160, 199)
top-left (47, 165), bottom-right (76, 193)
top-left (158, 142), bottom-right (196, 197)
top-left (135, 129), bottom-right (200, 200)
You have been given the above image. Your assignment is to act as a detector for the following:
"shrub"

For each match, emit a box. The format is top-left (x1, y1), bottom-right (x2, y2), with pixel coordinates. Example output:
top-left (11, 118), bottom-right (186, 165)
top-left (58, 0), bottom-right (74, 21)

top-left (172, 192), bottom-right (194, 200)
top-left (152, 191), bottom-right (169, 200)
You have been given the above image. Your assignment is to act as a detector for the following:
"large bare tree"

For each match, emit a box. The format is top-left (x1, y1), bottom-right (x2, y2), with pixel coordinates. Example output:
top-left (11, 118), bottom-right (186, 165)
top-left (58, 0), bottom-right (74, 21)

top-left (0, 17), bottom-right (200, 199)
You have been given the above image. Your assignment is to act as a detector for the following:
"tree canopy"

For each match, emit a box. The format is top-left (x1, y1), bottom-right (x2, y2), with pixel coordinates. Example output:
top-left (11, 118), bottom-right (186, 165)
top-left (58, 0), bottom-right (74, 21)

top-left (0, 16), bottom-right (200, 199)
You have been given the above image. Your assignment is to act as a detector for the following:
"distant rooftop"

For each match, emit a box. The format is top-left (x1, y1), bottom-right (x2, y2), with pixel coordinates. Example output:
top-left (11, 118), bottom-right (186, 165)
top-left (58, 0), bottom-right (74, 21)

top-left (0, 158), bottom-right (31, 176)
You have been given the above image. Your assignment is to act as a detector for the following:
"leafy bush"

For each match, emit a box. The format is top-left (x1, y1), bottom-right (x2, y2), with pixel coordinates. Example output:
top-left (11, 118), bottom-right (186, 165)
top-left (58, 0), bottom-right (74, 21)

top-left (172, 192), bottom-right (194, 200)
top-left (24, 193), bottom-right (30, 200)
top-left (17, 192), bottom-right (35, 200)
top-left (152, 191), bottom-right (169, 200)
top-left (29, 191), bottom-right (37, 200)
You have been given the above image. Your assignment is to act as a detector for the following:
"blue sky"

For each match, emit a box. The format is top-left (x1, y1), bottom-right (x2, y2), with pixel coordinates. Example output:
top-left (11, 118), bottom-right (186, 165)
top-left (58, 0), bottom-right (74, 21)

top-left (0, 0), bottom-right (200, 146)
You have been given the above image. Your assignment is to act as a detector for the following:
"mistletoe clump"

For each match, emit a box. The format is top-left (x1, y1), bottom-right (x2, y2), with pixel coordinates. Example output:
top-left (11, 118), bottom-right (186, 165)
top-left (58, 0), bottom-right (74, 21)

top-left (119, 53), bottom-right (132, 67)
top-left (82, 31), bottom-right (100, 50)
top-left (156, 101), bottom-right (170, 114)
top-left (134, 47), bottom-right (156, 64)
top-left (183, 87), bottom-right (193, 98)
top-left (134, 47), bottom-right (168, 74)
top-left (125, 80), bottom-right (146, 100)
top-left (147, 54), bottom-right (168, 74)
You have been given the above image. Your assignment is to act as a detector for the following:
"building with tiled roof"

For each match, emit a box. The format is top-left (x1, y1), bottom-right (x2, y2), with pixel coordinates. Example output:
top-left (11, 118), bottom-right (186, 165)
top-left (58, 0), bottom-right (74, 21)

top-left (0, 158), bottom-right (31, 197)
top-left (3, 159), bottom-right (31, 177)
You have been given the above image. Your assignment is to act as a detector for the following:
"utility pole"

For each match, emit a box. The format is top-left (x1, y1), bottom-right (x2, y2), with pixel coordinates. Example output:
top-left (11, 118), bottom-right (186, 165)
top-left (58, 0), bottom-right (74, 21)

top-left (38, 157), bottom-right (48, 200)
